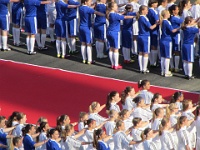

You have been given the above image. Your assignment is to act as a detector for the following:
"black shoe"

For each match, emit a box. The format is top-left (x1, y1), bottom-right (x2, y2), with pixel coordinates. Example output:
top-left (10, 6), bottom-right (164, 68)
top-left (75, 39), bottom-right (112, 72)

top-left (40, 46), bottom-right (48, 50)
top-left (51, 41), bottom-right (56, 45)
top-left (187, 76), bottom-right (195, 80)
top-left (16, 42), bottom-right (26, 47)
top-left (28, 51), bottom-right (37, 55)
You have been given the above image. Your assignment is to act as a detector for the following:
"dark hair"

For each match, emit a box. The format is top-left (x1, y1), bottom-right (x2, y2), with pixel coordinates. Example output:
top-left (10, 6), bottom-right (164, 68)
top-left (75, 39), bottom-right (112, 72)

top-left (16, 112), bottom-right (26, 121)
top-left (62, 124), bottom-right (74, 141)
top-left (93, 128), bottom-right (104, 148)
top-left (81, 0), bottom-right (90, 4)
top-left (152, 107), bottom-right (163, 122)
top-left (148, 0), bottom-right (158, 7)
top-left (171, 91), bottom-right (183, 103)
top-left (159, 117), bottom-right (169, 135)
top-left (22, 124), bottom-right (34, 136)
top-left (121, 86), bottom-right (133, 105)
top-left (195, 106), bottom-right (200, 120)
top-left (125, 4), bottom-right (133, 14)
top-left (137, 5), bottom-right (148, 20)
top-left (133, 96), bottom-right (143, 105)
top-left (141, 128), bottom-right (152, 140)
top-left (106, 91), bottom-right (118, 110)
top-left (168, 4), bottom-right (178, 15)
top-left (182, 99), bottom-right (192, 111)
top-left (176, 116), bottom-right (187, 130)
top-left (13, 136), bottom-right (22, 146)
top-left (7, 111), bottom-right (20, 127)
top-left (151, 93), bottom-right (161, 109)
top-left (47, 128), bottom-right (59, 138)
top-left (181, 16), bottom-right (193, 30)
top-left (87, 118), bottom-right (95, 126)
top-left (106, 2), bottom-right (116, 19)
top-left (132, 117), bottom-right (142, 126)
top-left (178, 0), bottom-right (190, 16)
top-left (0, 116), bottom-right (6, 123)
top-left (138, 79), bottom-right (149, 88)
top-left (56, 115), bottom-right (69, 133)
top-left (119, 109), bottom-right (129, 119)
top-left (36, 122), bottom-right (48, 142)
top-left (158, 0), bottom-right (167, 6)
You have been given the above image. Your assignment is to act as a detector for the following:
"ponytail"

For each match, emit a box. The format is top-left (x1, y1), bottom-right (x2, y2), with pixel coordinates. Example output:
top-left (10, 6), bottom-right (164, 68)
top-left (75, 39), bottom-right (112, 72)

top-left (176, 116), bottom-right (187, 131)
top-left (151, 93), bottom-right (161, 110)
top-left (141, 128), bottom-right (151, 140)
top-left (89, 102), bottom-right (99, 113)
top-left (119, 109), bottom-right (129, 120)
top-left (121, 87), bottom-right (133, 105)
top-left (195, 106), bottom-right (200, 120)
top-left (136, 5), bottom-right (147, 20)
top-left (93, 128), bottom-right (104, 148)
top-left (62, 124), bottom-right (73, 141)
top-left (159, 118), bottom-right (169, 136)
top-left (138, 79), bottom-right (149, 88)
top-left (152, 108), bottom-right (163, 122)
top-left (106, 91), bottom-right (118, 110)
top-left (22, 124), bottom-right (33, 136)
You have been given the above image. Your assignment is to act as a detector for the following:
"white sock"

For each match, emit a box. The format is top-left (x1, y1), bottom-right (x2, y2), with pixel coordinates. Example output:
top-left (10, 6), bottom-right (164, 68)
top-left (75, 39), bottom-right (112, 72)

top-left (56, 40), bottom-right (61, 55)
top-left (161, 57), bottom-right (165, 74)
top-left (61, 41), bottom-right (66, 56)
top-left (49, 28), bottom-right (55, 42)
top-left (109, 51), bottom-right (114, 66)
top-left (174, 56), bottom-right (180, 69)
top-left (0, 35), bottom-right (2, 49)
top-left (165, 58), bottom-right (170, 74)
top-left (15, 28), bottom-right (21, 44)
top-left (95, 41), bottom-right (99, 58)
top-left (35, 33), bottom-right (41, 47)
top-left (30, 38), bottom-right (35, 52)
top-left (187, 63), bottom-right (193, 77)
top-left (87, 46), bottom-right (92, 62)
top-left (138, 55), bottom-right (143, 71)
top-left (122, 47), bottom-right (127, 60)
top-left (26, 37), bottom-right (30, 51)
top-left (12, 27), bottom-right (16, 44)
top-left (2, 36), bottom-right (7, 50)
top-left (98, 42), bottom-right (104, 58)
top-left (41, 34), bottom-right (46, 47)
top-left (152, 50), bottom-right (158, 65)
top-left (183, 62), bottom-right (188, 75)
top-left (81, 45), bottom-right (87, 61)
top-left (143, 56), bottom-right (148, 71)
top-left (71, 38), bottom-right (76, 51)
top-left (114, 52), bottom-right (119, 66)
top-left (133, 40), bottom-right (137, 54)
top-left (127, 48), bottom-right (131, 61)
top-left (170, 57), bottom-right (174, 69)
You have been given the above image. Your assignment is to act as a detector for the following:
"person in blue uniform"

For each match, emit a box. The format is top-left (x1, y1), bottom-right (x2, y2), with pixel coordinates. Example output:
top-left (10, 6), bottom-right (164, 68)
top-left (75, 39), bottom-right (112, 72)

top-left (168, 5), bottom-right (184, 73)
top-left (160, 10), bottom-right (180, 77)
top-left (147, 0), bottom-right (159, 67)
top-left (107, 2), bottom-right (134, 70)
top-left (0, 0), bottom-right (21, 51)
top-left (24, 0), bottom-right (51, 55)
top-left (121, 4), bottom-right (136, 64)
top-left (46, 128), bottom-right (61, 150)
top-left (36, 0), bottom-right (48, 50)
top-left (137, 5), bottom-right (158, 74)
top-left (22, 124), bottom-right (48, 150)
top-left (55, 0), bottom-right (78, 59)
top-left (181, 16), bottom-right (200, 80)
top-left (79, 0), bottom-right (105, 64)
top-left (66, 0), bottom-right (80, 55)
top-left (12, 0), bottom-right (24, 47)
top-left (94, 0), bottom-right (107, 59)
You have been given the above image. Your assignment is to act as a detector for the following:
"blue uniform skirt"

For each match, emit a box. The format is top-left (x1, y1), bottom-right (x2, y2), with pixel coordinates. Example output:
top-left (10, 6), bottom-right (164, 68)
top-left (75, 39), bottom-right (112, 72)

top-left (137, 35), bottom-right (150, 53)
top-left (12, 8), bottom-right (22, 26)
top-left (79, 26), bottom-right (92, 44)
top-left (182, 43), bottom-right (194, 62)
top-left (122, 29), bottom-right (132, 48)
top-left (107, 31), bottom-right (120, 49)
top-left (25, 16), bottom-right (37, 34)
top-left (55, 19), bottom-right (66, 38)
top-left (68, 18), bottom-right (78, 36)
top-left (150, 33), bottom-right (158, 47)
top-left (0, 15), bottom-right (9, 31)
top-left (160, 39), bottom-right (172, 58)
top-left (37, 13), bottom-right (47, 29)
top-left (171, 33), bottom-right (180, 52)
top-left (94, 22), bottom-right (106, 40)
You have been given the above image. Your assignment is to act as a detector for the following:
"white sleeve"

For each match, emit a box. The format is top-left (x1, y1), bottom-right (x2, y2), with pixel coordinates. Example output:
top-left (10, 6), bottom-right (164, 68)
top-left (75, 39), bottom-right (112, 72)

top-left (166, 133), bottom-right (174, 149)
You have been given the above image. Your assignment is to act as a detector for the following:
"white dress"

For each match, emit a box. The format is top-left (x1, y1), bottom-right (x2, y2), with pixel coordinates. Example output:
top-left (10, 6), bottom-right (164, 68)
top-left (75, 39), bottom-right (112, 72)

top-left (177, 126), bottom-right (192, 150)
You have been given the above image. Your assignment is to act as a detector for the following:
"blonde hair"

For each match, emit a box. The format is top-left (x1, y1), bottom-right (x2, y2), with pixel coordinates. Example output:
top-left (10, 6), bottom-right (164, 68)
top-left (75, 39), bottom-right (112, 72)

top-left (166, 103), bottom-right (177, 118)
top-left (159, 117), bottom-right (169, 136)
top-left (108, 109), bottom-right (118, 118)
top-left (89, 102), bottom-right (99, 113)
top-left (182, 99), bottom-right (192, 111)
top-left (152, 107), bottom-right (163, 122)
top-left (62, 124), bottom-right (73, 141)
top-left (160, 10), bottom-right (170, 27)
top-left (79, 112), bottom-right (88, 122)
top-left (194, 0), bottom-right (200, 4)
top-left (119, 109), bottom-right (129, 119)
top-left (176, 116), bottom-right (187, 130)
top-left (113, 120), bottom-right (123, 133)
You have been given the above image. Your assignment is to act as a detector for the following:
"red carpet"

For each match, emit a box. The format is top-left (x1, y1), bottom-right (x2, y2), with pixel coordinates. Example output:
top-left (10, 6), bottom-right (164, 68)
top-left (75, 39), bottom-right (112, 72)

top-left (0, 59), bottom-right (199, 127)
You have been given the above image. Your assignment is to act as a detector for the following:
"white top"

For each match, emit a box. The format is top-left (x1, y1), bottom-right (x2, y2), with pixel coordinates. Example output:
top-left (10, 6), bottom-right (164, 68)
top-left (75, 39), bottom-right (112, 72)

top-left (116, 0), bottom-right (128, 12)
top-left (138, 0), bottom-right (148, 6)
top-left (113, 131), bottom-right (131, 150)
top-left (47, 1), bottom-right (56, 11)
top-left (61, 136), bottom-right (82, 150)
top-left (170, 114), bottom-right (178, 127)
top-left (167, 3), bottom-right (174, 9)
top-left (122, 96), bottom-right (136, 111)
top-left (161, 130), bottom-right (175, 150)
top-left (157, 6), bottom-right (166, 15)
top-left (196, 116), bottom-right (200, 139)
top-left (143, 139), bottom-right (158, 150)
top-left (78, 122), bottom-right (88, 132)
top-left (151, 104), bottom-right (163, 112)
top-left (177, 126), bottom-right (192, 150)
top-left (12, 124), bottom-right (25, 136)
top-left (110, 102), bottom-right (120, 112)
top-left (131, 128), bottom-right (143, 141)
top-left (104, 121), bottom-right (115, 135)
top-left (191, 4), bottom-right (200, 19)
top-left (36, 132), bottom-right (48, 150)
top-left (151, 118), bottom-right (162, 130)
top-left (182, 110), bottom-right (195, 120)
top-left (138, 90), bottom-right (154, 105)
top-left (175, 102), bottom-right (183, 112)
top-left (89, 113), bottom-right (107, 126)
top-left (132, 107), bottom-right (152, 121)
top-left (81, 129), bottom-right (95, 150)
top-left (123, 118), bottom-right (133, 131)
top-left (130, 2), bottom-right (140, 13)
top-left (181, 9), bottom-right (192, 20)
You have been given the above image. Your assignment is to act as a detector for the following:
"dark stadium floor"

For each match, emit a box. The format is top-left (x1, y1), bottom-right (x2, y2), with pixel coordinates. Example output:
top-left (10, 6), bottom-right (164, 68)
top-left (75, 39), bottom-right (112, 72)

top-left (2, 33), bottom-right (200, 93)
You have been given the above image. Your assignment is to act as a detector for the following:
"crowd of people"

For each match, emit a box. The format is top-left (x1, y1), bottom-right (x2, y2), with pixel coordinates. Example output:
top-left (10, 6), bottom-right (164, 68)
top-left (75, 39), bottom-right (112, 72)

top-left (1, 0), bottom-right (200, 79)
top-left (0, 79), bottom-right (199, 150)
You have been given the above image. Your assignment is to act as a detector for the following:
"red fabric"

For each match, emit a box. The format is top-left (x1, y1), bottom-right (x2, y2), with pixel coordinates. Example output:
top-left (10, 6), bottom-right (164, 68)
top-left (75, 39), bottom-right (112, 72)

top-left (0, 60), bottom-right (199, 127)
